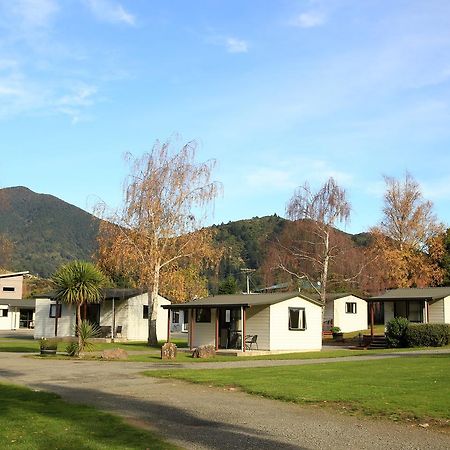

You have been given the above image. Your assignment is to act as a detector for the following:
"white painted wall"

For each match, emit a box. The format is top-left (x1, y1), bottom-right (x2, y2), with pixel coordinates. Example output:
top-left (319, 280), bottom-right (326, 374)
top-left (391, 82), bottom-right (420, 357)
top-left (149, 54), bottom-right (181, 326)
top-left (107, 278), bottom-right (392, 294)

top-left (34, 294), bottom-right (170, 341)
top-left (428, 299), bottom-right (444, 323)
top-left (269, 297), bottom-right (322, 351)
top-left (126, 294), bottom-right (169, 341)
top-left (192, 308), bottom-right (216, 347)
top-left (246, 305), bottom-right (270, 350)
top-left (0, 305), bottom-right (10, 330)
top-left (34, 298), bottom-right (76, 338)
top-left (333, 295), bottom-right (368, 332)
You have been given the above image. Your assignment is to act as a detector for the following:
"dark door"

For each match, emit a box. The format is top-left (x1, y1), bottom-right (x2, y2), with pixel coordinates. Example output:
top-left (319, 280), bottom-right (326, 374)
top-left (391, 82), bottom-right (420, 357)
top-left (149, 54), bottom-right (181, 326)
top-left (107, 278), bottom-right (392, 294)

top-left (19, 309), bottom-right (33, 328)
top-left (218, 308), bottom-right (242, 349)
top-left (86, 303), bottom-right (101, 326)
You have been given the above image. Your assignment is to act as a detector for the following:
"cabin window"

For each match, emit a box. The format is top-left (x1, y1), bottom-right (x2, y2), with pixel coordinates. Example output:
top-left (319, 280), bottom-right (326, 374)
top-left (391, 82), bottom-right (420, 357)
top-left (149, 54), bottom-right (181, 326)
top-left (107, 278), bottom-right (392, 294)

top-left (345, 302), bottom-right (357, 314)
top-left (172, 310), bottom-right (180, 323)
top-left (288, 307), bottom-right (306, 330)
top-left (143, 305), bottom-right (149, 319)
top-left (1, 308), bottom-right (8, 317)
top-left (2, 287), bottom-right (15, 292)
top-left (195, 308), bottom-right (211, 323)
top-left (49, 304), bottom-right (61, 318)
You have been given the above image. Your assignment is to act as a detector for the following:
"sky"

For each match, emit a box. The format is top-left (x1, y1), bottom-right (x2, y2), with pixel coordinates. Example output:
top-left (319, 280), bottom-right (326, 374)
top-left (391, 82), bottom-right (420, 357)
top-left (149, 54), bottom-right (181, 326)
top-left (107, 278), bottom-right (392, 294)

top-left (1, 0), bottom-right (450, 234)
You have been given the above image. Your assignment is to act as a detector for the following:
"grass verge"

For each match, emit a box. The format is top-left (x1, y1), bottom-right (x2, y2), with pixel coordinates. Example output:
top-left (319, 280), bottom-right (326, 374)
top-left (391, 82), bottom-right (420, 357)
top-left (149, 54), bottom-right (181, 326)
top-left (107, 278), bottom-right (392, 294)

top-left (0, 383), bottom-right (177, 449)
top-left (145, 354), bottom-right (450, 425)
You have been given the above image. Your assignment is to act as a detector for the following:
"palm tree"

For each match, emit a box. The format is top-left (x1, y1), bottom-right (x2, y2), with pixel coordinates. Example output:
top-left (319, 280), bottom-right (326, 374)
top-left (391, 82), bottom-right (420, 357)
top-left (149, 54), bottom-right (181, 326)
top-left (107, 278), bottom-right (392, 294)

top-left (52, 261), bottom-right (105, 350)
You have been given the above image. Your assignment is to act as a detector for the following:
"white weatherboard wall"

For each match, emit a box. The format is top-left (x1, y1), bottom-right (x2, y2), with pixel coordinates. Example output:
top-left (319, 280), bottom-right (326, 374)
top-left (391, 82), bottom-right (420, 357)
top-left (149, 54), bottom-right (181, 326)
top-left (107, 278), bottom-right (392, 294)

top-left (246, 305), bottom-right (270, 350)
top-left (269, 297), bottom-right (322, 351)
top-left (34, 298), bottom-right (75, 338)
top-left (192, 308), bottom-right (216, 347)
top-left (444, 297), bottom-right (450, 323)
top-left (428, 299), bottom-right (445, 323)
top-left (0, 305), bottom-right (11, 329)
top-left (333, 295), bottom-right (368, 332)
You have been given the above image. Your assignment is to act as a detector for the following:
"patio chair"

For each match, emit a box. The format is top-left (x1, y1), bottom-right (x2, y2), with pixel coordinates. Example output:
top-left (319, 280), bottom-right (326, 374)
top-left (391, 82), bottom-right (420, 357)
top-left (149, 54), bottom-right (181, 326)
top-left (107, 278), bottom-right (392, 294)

top-left (245, 334), bottom-right (258, 350)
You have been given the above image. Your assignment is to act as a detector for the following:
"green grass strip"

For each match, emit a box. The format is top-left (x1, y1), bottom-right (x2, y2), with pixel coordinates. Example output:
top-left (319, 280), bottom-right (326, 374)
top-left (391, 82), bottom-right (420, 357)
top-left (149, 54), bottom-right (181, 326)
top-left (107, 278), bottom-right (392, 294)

top-left (146, 354), bottom-right (450, 422)
top-left (0, 383), bottom-right (178, 449)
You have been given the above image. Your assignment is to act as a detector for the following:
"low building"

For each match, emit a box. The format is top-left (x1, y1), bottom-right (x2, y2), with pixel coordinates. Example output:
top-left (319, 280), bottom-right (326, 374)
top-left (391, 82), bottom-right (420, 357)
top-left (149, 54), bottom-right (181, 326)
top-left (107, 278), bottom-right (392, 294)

top-left (0, 271), bottom-right (34, 330)
top-left (163, 292), bottom-right (323, 352)
top-left (323, 293), bottom-right (368, 333)
top-left (34, 289), bottom-right (170, 341)
top-left (369, 287), bottom-right (450, 325)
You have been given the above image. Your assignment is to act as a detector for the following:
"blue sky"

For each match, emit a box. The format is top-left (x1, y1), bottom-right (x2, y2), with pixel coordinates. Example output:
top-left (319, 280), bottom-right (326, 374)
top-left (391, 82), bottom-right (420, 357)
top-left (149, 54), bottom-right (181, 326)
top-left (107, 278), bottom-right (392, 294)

top-left (1, 0), bottom-right (450, 234)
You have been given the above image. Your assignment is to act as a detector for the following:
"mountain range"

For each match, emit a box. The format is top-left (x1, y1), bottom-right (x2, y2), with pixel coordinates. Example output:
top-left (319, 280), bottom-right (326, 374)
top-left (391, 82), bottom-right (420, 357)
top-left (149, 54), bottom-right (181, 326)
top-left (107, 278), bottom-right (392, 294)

top-left (0, 187), bottom-right (369, 287)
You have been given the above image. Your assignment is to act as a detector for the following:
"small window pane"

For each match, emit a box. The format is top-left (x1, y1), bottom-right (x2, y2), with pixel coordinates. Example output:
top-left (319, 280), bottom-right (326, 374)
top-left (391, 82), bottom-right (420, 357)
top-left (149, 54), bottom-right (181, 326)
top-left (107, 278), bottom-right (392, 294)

top-left (345, 302), bottom-right (357, 314)
top-left (172, 310), bottom-right (180, 323)
top-left (289, 308), bottom-right (306, 330)
top-left (143, 305), bottom-right (149, 319)
top-left (49, 304), bottom-right (61, 318)
top-left (196, 308), bottom-right (211, 323)
top-left (2, 287), bottom-right (15, 292)
top-left (1, 309), bottom-right (8, 317)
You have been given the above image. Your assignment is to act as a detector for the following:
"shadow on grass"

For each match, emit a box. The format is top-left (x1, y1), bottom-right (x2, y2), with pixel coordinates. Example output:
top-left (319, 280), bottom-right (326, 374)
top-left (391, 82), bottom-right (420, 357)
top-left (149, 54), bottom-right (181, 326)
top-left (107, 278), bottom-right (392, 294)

top-left (27, 383), bottom-right (306, 450)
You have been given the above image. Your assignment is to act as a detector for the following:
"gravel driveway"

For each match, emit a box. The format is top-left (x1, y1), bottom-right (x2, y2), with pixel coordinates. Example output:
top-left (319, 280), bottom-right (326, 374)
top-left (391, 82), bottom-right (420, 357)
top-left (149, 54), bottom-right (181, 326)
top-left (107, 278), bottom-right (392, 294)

top-left (0, 352), bottom-right (449, 450)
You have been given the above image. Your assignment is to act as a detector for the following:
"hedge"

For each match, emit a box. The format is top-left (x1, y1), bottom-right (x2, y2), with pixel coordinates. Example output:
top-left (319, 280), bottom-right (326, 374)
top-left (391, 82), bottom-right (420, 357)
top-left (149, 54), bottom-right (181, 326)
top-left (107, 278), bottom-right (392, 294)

top-left (405, 323), bottom-right (450, 348)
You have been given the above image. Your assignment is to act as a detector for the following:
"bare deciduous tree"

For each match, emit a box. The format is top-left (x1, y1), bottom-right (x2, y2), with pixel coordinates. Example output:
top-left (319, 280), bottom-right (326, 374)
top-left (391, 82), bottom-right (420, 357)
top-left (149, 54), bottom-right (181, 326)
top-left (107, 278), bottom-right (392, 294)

top-left (371, 172), bottom-right (445, 288)
top-left (276, 177), bottom-right (352, 305)
top-left (97, 138), bottom-right (221, 345)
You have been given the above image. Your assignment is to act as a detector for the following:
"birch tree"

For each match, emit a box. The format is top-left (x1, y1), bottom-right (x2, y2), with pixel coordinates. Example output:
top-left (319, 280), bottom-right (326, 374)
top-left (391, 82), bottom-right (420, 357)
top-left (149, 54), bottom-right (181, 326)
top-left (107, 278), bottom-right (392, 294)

top-left (97, 139), bottom-right (220, 345)
top-left (371, 172), bottom-right (445, 288)
top-left (276, 178), bottom-right (352, 305)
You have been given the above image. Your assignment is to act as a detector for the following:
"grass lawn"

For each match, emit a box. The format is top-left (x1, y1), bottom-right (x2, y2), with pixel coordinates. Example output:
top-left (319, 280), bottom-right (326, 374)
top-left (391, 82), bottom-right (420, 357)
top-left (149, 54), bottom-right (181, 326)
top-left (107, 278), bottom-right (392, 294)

top-left (0, 383), bottom-right (177, 450)
top-left (0, 339), bottom-right (39, 353)
top-left (145, 354), bottom-right (450, 423)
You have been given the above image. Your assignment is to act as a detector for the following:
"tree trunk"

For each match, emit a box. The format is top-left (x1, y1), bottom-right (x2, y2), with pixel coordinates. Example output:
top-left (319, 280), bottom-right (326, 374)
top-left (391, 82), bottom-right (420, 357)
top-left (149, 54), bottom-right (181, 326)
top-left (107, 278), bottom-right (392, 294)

top-left (76, 303), bottom-right (82, 353)
top-left (147, 264), bottom-right (160, 346)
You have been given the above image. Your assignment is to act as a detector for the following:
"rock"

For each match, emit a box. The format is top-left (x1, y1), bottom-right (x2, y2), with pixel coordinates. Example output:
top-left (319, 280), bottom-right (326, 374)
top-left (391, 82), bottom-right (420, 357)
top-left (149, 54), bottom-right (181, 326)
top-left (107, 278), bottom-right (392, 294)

top-left (101, 348), bottom-right (129, 360)
top-left (161, 342), bottom-right (177, 360)
top-left (192, 345), bottom-right (216, 358)
top-left (419, 423), bottom-right (429, 429)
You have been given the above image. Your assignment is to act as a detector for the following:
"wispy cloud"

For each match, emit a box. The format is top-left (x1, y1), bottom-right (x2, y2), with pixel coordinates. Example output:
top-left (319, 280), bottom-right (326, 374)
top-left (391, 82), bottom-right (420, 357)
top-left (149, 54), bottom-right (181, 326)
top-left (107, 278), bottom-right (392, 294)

top-left (225, 37), bottom-right (249, 53)
top-left (290, 11), bottom-right (327, 28)
top-left (244, 157), bottom-right (353, 194)
top-left (84, 0), bottom-right (135, 26)
top-left (3, 0), bottom-right (59, 28)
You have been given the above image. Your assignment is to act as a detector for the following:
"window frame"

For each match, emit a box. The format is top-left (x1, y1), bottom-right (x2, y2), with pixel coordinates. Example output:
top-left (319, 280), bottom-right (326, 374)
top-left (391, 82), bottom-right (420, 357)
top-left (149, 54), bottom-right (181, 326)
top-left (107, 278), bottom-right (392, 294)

top-left (1, 308), bottom-right (8, 317)
top-left (2, 286), bottom-right (15, 292)
top-left (288, 307), bottom-right (306, 331)
top-left (143, 305), bottom-right (149, 319)
top-left (172, 310), bottom-right (180, 324)
top-left (49, 304), bottom-right (62, 318)
top-left (345, 302), bottom-right (357, 314)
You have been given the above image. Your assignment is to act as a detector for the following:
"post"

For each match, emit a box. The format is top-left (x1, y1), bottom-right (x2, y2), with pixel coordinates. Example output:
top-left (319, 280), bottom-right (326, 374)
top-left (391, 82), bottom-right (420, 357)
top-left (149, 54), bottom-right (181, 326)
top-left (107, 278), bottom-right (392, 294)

top-left (111, 297), bottom-right (115, 341)
top-left (425, 300), bottom-right (429, 324)
top-left (54, 301), bottom-right (59, 337)
top-left (190, 309), bottom-right (195, 350)
top-left (370, 302), bottom-right (374, 339)
top-left (242, 306), bottom-right (246, 353)
top-left (167, 309), bottom-right (171, 343)
top-left (215, 308), bottom-right (219, 351)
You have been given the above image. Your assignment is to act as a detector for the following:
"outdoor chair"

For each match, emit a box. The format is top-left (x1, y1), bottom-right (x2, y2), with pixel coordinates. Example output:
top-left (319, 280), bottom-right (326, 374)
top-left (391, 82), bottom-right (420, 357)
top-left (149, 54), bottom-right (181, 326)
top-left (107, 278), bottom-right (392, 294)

top-left (245, 334), bottom-right (258, 350)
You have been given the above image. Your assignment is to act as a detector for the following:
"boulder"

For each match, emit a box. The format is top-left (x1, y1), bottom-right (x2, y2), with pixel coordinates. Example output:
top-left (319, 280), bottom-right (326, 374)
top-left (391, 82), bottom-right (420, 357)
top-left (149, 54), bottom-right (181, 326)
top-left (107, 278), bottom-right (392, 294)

top-left (101, 348), bottom-right (129, 360)
top-left (192, 345), bottom-right (216, 358)
top-left (161, 342), bottom-right (177, 360)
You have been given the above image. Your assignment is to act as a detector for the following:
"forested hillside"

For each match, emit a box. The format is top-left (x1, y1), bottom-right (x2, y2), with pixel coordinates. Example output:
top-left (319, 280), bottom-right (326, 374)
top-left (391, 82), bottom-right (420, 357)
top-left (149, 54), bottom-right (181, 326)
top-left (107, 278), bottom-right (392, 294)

top-left (0, 186), bottom-right (100, 276)
top-left (0, 186), bottom-right (372, 291)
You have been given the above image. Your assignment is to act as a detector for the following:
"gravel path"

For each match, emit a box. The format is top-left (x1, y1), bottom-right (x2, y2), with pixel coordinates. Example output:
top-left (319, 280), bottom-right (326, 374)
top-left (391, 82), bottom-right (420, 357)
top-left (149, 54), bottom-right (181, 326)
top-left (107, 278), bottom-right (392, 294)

top-left (0, 352), bottom-right (449, 450)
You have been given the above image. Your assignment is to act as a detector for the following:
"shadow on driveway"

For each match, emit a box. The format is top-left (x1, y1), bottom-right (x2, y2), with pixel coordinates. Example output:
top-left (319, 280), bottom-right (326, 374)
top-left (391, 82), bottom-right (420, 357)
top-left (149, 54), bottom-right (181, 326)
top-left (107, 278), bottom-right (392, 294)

top-left (30, 383), bottom-right (306, 450)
